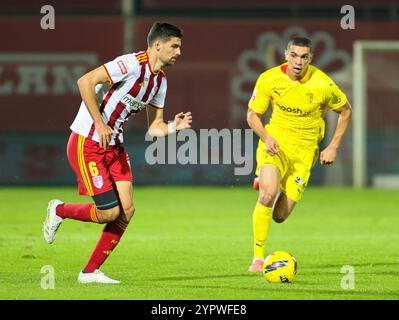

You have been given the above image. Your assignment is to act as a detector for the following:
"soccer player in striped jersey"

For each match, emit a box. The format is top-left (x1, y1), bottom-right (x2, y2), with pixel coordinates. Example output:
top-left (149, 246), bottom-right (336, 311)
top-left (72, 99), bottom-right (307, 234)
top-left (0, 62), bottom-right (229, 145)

top-left (43, 22), bottom-right (192, 283)
top-left (247, 37), bottom-right (352, 272)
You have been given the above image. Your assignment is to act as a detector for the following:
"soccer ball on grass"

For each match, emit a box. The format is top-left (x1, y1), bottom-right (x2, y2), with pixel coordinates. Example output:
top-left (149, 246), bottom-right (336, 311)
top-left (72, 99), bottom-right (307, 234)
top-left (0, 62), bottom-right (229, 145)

top-left (262, 251), bottom-right (297, 283)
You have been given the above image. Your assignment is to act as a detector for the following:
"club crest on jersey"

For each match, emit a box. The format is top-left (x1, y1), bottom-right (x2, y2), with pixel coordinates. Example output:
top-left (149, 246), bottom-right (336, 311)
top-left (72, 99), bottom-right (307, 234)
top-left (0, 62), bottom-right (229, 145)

top-left (121, 94), bottom-right (146, 112)
top-left (92, 175), bottom-right (104, 189)
top-left (306, 93), bottom-right (313, 103)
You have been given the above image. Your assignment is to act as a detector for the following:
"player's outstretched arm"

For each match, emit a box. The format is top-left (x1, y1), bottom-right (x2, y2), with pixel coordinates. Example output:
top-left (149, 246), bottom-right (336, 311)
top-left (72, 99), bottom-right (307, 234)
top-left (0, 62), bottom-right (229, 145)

top-left (146, 105), bottom-right (192, 137)
top-left (247, 107), bottom-right (279, 155)
top-left (77, 66), bottom-right (115, 148)
top-left (320, 102), bottom-right (352, 165)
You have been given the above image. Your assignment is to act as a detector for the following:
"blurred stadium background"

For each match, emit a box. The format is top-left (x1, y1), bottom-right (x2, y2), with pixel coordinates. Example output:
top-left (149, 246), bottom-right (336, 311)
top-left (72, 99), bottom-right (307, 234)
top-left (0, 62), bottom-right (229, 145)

top-left (0, 0), bottom-right (398, 188)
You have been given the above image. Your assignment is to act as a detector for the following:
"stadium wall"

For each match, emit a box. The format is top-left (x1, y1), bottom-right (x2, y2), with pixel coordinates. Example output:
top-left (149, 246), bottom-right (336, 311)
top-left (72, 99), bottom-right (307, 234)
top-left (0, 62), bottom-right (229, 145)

top-left (0, 15), bottom-right (398, 185)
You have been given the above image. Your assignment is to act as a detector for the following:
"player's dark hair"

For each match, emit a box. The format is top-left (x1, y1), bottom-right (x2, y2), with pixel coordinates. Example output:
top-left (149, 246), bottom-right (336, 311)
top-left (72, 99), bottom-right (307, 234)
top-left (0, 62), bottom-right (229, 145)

top-left (147, 22), bottom-right (183, 47)
top-left (287, 37), bottom-right (313, 51)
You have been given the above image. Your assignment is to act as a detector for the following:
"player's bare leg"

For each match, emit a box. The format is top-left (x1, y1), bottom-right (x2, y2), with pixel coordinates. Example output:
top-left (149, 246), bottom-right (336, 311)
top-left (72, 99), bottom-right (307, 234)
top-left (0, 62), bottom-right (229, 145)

top-left (95, 206), bottom-right (120, 223)
top-left (114, 181), bottom-right (135, 223)
top-left (248, 165), bottom-right (280, 272)
top-left (257, 165), bottom-right (280, 207)
top-left (272, 193), bottom-right (297, 223)
top-left (79, 181), bottom-right (135, 284)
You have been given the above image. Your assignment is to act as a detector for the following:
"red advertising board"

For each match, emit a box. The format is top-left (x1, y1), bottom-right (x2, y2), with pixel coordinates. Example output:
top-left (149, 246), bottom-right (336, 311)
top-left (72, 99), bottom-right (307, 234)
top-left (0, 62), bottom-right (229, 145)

top-left (0, 17), bottom-right (398, 132)
top-left (0, 16), bottom-right (123, 132)
top-left (135, 18), bottom-right (399, 129)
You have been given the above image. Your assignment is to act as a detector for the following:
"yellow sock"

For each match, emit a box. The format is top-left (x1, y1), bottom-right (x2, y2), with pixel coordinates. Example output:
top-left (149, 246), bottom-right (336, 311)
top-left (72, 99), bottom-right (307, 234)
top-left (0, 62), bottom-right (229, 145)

top-left (252, 202), bottom-right (272, 259)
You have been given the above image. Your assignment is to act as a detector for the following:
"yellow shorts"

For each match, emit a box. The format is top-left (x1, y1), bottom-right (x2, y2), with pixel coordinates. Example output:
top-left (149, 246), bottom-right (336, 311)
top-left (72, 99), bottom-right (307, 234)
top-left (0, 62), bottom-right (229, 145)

top-left (255, 139), bottom-right (319, 202)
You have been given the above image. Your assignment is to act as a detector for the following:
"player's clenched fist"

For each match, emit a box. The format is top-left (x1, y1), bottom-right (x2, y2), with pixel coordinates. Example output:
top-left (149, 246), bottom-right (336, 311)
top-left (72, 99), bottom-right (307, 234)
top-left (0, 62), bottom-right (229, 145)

top-left (319, 146), bottom-right (337, 165)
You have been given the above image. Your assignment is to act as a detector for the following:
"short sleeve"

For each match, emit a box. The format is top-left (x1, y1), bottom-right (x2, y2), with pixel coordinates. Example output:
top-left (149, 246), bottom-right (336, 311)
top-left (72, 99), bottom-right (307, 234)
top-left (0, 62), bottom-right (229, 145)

top-left (325, 80), bottom-right (347, 110)
top-left (149, 77), bottom-right (167, 108)
top-left (103, 54), bottom-right (138, 84)
top-left (248, 73), bottom-right (271, 114)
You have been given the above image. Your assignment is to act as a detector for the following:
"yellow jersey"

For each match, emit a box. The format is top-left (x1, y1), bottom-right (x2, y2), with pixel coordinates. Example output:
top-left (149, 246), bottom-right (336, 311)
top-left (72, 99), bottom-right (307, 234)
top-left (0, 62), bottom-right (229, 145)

top-left (248, 63), bottom-right (347, 152)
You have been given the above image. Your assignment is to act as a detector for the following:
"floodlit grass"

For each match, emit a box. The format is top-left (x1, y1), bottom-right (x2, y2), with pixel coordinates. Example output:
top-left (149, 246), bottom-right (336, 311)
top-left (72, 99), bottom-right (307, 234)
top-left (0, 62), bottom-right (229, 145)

top-left (0, 186), bottom-right (398, 300)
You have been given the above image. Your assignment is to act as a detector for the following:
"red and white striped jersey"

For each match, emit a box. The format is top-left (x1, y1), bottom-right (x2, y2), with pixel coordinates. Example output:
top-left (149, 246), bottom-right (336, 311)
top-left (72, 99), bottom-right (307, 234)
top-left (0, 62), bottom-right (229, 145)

top-left (70, 51), bottom-right (167, 145)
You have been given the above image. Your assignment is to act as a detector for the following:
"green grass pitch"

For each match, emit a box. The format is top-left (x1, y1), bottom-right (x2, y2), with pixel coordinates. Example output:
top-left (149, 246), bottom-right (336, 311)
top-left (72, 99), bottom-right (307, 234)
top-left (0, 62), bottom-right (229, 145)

top-left (0, 186), bottom-right (398, 300)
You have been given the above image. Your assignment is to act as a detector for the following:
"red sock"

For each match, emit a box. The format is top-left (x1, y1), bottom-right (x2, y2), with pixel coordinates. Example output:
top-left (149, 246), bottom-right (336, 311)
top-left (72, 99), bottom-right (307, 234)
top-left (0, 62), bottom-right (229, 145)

top-left (56, 203), bottom-right (99, 223)
top-left (84, 218), bottom-right (129, 273)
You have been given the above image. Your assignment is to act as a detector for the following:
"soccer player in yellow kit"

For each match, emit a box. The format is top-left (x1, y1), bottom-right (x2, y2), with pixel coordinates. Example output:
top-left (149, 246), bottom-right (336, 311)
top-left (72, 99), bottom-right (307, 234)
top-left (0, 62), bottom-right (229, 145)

top-left (247, 37), bottom-right (352, 272)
